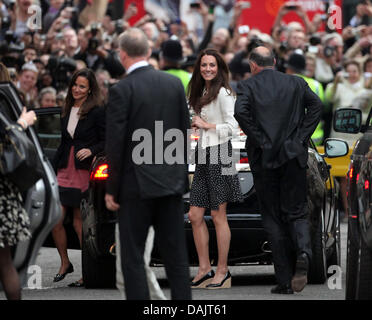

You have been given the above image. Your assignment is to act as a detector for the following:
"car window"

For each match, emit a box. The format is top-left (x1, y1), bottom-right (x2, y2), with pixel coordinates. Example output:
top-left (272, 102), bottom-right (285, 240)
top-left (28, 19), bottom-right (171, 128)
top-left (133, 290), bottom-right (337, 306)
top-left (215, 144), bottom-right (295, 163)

top-left (33, 112), bottom-right (61, 161)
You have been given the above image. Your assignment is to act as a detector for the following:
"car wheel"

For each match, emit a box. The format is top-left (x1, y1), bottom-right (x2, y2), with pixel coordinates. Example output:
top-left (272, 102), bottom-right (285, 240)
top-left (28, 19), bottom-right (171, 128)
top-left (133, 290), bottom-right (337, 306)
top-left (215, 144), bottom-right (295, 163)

top-left (346, 217), bottom-right (359, 300)
top-left (355, 226), bottom-right (372, 299)
top-left (82, 231), bottom-right (116, 289)
top-left (308, 206), bottom-right (327, 284)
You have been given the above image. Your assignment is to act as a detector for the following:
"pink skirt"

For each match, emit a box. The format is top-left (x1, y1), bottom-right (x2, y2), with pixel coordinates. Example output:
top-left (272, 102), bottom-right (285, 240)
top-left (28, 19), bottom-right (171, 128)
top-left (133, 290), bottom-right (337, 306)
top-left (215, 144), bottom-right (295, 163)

top-left (57, 146), bottom-right (90, 207)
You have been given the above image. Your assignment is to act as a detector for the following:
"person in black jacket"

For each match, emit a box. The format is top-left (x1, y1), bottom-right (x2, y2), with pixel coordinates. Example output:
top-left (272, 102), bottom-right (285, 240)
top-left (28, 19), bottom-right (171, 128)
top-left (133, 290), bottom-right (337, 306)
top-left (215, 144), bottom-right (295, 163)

top-left (52, 68), bottom-right (105, 287)
top-left (104, 28), bottom-right (191, 300)
top-left (234, 46), bottom-right (322, 294)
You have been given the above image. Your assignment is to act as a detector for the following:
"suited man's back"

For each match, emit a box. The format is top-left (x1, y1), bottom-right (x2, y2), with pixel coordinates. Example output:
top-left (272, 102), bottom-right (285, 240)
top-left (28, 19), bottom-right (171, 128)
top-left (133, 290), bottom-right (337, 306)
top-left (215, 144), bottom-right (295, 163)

top-left (106, 66), bottom-right (190, 200)
top-left (235, 68), bottom-right (322, 169)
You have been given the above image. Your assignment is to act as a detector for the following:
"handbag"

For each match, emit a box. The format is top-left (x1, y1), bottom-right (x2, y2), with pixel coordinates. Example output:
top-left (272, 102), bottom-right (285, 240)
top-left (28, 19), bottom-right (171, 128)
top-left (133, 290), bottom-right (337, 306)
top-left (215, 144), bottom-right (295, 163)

top-left (0, 112), bottom-right (43, 192)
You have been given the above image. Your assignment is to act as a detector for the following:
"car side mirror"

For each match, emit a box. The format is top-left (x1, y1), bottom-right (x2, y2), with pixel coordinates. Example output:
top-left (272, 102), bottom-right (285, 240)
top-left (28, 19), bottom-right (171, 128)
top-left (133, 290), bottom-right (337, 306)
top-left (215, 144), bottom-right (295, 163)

top-left (333, 108), bottom-right (362, 134)
top-left (323, 138), bottom-right (349, 158)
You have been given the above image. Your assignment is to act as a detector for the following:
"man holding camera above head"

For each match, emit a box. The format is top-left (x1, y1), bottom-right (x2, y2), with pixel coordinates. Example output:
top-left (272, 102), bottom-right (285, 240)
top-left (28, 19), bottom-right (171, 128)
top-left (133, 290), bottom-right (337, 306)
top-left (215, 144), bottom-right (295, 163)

top-left (73, 23), bottom-right (125, 78)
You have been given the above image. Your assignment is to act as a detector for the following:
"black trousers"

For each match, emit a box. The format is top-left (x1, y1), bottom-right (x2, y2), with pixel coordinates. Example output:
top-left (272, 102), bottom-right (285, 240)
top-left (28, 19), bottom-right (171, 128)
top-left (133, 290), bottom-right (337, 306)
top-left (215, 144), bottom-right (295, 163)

top-left (117, 195), bottom-right (191, 300)
top-left (251, 158), bottom-right (312, 286)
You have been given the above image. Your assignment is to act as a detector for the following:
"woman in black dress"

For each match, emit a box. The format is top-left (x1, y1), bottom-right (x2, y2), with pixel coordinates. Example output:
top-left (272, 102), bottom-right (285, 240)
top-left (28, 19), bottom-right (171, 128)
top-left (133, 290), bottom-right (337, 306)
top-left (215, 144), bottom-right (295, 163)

top-left (52, 68), bottom-right (105, 287)
top-left (187, 49), bottom-right (242, 289)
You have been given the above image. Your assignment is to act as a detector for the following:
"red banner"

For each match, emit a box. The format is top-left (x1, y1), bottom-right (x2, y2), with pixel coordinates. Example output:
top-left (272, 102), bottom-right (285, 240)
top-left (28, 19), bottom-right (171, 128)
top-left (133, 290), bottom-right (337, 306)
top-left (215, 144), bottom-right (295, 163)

top-left (238, 0), bottom-right (343, 34)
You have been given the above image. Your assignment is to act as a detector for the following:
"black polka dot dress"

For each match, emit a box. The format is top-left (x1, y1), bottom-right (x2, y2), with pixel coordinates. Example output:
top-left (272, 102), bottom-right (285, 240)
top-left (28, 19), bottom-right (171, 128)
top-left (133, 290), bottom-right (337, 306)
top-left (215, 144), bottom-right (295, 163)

top-left (0, 175), bottom-right (31, 248)
top-left (190, 140), bottom-right (243, 210)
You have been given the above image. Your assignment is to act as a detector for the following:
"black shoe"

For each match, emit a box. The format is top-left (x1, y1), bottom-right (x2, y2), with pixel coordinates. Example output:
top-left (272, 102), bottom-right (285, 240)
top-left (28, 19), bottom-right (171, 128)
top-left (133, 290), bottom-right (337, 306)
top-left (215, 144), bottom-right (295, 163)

top-left (191, 270), bottom-right (215, 288)
top-left (291, 253), bottom-right (309, 292)
top-left (68, 280), bottom-right (84, 288)
top-left (206, 271), bottom-right (232, 289)
top-left (53, 263), bottom-right (74, 282)
top-left (271, 284), bottom-right (294, 294)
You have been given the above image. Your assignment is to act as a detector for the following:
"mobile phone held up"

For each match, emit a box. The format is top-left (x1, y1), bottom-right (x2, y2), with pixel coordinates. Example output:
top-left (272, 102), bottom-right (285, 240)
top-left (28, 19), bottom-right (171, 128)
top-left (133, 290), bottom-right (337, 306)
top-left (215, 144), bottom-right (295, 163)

top-left (190, 1), bottom-right (200, 9)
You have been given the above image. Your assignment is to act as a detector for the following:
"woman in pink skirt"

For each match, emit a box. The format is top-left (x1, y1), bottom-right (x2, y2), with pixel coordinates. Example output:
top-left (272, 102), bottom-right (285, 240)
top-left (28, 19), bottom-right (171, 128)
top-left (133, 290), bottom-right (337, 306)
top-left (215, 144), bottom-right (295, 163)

top-left (52, 68), bottom-right (105, 287)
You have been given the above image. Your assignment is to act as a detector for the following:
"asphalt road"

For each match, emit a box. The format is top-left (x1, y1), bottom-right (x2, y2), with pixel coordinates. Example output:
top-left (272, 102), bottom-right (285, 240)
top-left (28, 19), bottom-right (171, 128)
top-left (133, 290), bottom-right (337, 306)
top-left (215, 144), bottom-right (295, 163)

top-left (0, 223), bottom-right (347, 301)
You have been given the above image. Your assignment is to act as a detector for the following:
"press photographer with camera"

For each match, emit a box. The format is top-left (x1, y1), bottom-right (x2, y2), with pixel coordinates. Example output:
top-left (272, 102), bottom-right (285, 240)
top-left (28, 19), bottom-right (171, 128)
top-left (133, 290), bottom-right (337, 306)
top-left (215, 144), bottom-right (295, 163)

top-left (73, 22), bottom-right (124, 78)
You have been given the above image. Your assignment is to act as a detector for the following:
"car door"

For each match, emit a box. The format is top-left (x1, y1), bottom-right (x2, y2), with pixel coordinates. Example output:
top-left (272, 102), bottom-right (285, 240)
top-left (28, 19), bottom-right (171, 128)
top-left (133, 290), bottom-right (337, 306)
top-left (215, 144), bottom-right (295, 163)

top-left (0, 83), bottom-right (61, 287)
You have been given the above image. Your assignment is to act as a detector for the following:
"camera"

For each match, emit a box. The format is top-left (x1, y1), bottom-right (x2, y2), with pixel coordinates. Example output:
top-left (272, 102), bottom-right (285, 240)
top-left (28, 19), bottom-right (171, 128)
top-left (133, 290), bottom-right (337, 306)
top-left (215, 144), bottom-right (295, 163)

top-left (190, 1), bottom-right (200, 9)
top-left (88, 23), bottom-right (101, 53)
top-left (240, 1), bottom-right (251, 9)
top-left (238, 25), bottom-right (250, 35)
top-left (3, 0), bottom-right (16, 11)
top-left (286, 4), bottom-right (298, 10)
top-left (309, 35), bottom-right (321, 46)
top-left (47, 56), bottom-right (77, 90)
top-left (1, 16), bottom-right (11, 29)
top-left (114, 19), bottom-right (125, 34)
top-left (279, 41), bottom-right (289, 53)
top-left (320, 14), bottom-right (328, 21)
top-left (323, 45), bottom-right (336, 58)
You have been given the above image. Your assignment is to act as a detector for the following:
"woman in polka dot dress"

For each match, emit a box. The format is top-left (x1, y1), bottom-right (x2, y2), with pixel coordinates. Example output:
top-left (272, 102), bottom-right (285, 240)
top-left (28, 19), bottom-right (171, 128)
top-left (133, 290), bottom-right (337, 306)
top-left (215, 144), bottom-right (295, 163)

top-left (187, 49), bottom-right (243, 289)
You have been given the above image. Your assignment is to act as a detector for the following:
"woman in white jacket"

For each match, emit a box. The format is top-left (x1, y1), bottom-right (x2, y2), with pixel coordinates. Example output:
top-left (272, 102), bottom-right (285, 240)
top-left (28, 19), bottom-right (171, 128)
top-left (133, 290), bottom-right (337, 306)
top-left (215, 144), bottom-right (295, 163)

top-left (187, 49), bottom-right (242, 289)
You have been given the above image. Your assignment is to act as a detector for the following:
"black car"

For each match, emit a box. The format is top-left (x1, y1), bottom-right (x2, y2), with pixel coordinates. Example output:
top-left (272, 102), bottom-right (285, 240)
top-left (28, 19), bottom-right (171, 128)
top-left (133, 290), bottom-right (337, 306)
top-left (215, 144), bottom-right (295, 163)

top-left (0, 83), bottom-right (61, 290)
top-left (333, 107), bottom-right (372, 300)
top-left (35, 107), bottom-right (349, 289)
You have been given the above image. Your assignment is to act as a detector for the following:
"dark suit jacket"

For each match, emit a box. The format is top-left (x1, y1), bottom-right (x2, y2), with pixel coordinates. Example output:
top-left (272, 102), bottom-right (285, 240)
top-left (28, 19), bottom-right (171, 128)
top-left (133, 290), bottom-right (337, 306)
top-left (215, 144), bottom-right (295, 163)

top-left (234, 69), bottom-right (322, 169)
top-left (105, 65), bottom-right (190, 200)
top-left (54, 106), bottom-right (106, 171)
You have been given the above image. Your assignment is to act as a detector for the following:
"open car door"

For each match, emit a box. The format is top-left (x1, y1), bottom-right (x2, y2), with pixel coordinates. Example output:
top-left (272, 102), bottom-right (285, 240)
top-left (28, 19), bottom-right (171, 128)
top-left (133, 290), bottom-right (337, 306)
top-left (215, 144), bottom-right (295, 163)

top-left (0, 83), bottom-right (61, 288)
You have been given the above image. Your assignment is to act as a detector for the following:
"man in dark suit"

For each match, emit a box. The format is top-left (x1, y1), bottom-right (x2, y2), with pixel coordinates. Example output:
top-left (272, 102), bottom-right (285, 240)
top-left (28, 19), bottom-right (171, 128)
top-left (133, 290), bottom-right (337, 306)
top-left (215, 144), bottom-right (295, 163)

top-left (234, 46), bottom-right (323, 294)
top-left (104, 28), bottom-right (191, 300)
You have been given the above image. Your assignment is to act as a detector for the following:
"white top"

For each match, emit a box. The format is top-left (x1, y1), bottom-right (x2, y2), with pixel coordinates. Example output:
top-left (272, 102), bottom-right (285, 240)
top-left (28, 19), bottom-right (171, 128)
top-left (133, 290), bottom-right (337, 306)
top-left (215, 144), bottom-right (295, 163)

top-left (198, 87), bottom-right (238, 149)
top-left (67, 107), bottom-right (80, 138)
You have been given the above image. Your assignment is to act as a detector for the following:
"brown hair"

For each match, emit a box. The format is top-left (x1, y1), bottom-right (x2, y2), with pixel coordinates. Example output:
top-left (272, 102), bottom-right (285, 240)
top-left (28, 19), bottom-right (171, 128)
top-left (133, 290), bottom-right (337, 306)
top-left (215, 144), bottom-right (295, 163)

top-left (187, 49), bottom-right (233, 114)
top-left (63, 68), bottom-right (103, 118)
top-left (0, 62), bottom-right (11, 82)
top-left (343, 60), bottom-right (361, 73)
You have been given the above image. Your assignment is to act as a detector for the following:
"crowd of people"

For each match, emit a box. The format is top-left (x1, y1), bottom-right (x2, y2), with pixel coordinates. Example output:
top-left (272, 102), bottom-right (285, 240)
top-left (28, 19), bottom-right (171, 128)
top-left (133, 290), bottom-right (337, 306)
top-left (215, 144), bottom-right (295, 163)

top-left (0, 0), bottom-right (371, 145)
top-left (1, 0), bottom-right (372, 300)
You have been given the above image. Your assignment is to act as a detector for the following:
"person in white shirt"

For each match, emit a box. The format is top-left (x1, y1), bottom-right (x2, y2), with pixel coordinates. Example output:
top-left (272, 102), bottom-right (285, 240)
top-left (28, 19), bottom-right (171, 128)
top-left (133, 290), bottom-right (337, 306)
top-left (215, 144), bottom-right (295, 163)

top-left (187, 48), bottom-right (242, 289)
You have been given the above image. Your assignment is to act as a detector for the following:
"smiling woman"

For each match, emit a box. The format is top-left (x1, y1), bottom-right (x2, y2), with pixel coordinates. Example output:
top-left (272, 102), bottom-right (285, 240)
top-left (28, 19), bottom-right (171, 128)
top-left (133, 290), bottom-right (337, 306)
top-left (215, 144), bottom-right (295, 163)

top-left (52, 68), bottom-right (105, 288)
top-left (186, 49), bottom-right (242, 289)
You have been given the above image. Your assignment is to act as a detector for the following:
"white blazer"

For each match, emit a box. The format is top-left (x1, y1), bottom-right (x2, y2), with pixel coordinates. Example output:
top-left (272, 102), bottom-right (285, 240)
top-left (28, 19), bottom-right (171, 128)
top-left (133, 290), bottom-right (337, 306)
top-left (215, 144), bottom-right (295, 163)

top-left (198, 87), bottom-right (238, 149)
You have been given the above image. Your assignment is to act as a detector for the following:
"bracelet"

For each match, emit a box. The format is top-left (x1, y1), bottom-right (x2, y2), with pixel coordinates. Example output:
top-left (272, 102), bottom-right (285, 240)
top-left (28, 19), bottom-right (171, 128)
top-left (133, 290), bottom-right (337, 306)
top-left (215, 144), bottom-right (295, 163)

top-left (18, 118), bottom-right (28, 129)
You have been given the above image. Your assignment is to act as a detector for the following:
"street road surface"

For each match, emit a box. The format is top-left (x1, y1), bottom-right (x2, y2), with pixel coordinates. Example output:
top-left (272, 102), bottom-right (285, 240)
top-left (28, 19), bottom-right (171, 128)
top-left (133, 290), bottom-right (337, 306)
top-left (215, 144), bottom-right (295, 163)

top-left (0, 223), bottom-right (347, 300)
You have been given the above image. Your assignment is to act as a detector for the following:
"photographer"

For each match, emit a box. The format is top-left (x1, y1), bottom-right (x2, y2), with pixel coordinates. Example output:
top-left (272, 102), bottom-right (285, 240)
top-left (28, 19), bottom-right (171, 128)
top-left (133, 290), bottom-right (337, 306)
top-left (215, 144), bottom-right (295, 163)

top-left (272, 2), bottom-right (315, 35)
top-left (73, 23), bottom-right (124, 78)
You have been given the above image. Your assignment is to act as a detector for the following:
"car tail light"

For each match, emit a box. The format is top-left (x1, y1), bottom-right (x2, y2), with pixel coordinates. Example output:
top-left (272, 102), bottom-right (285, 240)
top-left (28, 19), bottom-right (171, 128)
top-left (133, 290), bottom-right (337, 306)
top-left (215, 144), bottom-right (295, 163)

top-left (349, 167), bottom-right (353, 179)
top-left (190, 134), bottom-right (199, 141)
top-left (365, 180), bottom-right (369, 190)
top-left (239, 157), bottom-right (249, 163)
top-left (91, 164), bottom-right (109, 180)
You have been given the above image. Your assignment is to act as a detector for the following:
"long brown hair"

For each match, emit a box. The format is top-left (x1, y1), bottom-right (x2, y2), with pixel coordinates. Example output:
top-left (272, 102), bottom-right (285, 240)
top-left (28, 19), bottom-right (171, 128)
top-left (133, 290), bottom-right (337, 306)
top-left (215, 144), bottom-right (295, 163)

top-left (187, 49), bottom-right (233, 114)
top-left (0, 62), bottom-right (11, 82)
top-left (63, 68), bottom-right (103, 118)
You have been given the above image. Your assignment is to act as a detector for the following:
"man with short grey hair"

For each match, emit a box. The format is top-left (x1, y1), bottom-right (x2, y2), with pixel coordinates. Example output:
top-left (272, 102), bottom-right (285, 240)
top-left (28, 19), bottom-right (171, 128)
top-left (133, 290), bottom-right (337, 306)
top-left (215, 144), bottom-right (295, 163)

top-left (105, 28), bottom-right (191, 300)
top-left (235, 46), bottom-right (322, 295)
